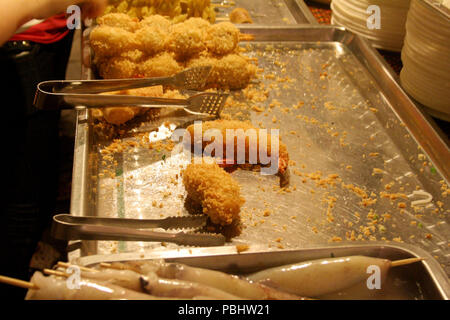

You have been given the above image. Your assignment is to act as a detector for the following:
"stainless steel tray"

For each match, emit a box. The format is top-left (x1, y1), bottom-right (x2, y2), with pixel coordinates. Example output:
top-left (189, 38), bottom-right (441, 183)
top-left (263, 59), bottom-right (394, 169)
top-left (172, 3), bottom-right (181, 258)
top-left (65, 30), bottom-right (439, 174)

top-left (71, 25), bottom-right (449, 279)
top-left (214, 0), bottom-right (318, 25)
top-left (74, 242), bottom-right (450, 300)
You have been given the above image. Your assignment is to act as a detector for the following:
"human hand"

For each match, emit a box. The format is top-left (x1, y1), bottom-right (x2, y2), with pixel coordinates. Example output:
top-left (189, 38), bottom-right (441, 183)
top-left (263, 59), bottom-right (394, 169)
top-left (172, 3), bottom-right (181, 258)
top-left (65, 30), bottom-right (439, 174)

top-left (31, 0), bottom-right (107, 20)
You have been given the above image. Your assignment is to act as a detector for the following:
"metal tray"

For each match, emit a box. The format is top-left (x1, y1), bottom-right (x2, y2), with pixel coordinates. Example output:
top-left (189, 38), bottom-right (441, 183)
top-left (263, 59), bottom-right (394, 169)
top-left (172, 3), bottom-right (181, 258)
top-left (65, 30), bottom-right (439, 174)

top-left (214, 0), bottom-right (318, 25)
top-left (71, 25), bottom-right (449, 279)
top-left (74, 242), bottom-right (450, 300)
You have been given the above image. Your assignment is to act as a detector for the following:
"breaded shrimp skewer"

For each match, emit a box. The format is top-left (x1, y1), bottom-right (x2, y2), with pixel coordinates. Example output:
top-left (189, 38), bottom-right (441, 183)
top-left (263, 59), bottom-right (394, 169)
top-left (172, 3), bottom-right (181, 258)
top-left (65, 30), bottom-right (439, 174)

top-left (185, 119), bottom-right (289, 176)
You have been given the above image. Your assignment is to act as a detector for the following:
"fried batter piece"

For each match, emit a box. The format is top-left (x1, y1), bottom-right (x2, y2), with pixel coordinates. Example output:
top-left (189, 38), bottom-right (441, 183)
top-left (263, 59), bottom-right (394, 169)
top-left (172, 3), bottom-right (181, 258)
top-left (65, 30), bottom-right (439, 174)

top-left (182, 161), bottom-right (245, 226)
top-left (97, 56), bottom-right (138, 79)
top-left (165, 18), bottom-right (208, 59)
top-left (136, 15), bottom-right (172, 55)
top-left (100, 86), bottom-right (164, 125)
top-left (90, 25), bottom-right (139, 59)
top-left (138, 52), bottom-right (183, 78)
top-left (187, 53), bottom-right (258, 89)
top-left (139, 14), bottom-right (172, 31)
top-left (204, 22), bottom-right (240, 55)
top-left (229, 8), bottom-right (253, 24)
top-left (96, 13), bottom-right (140, 32)
top-left (185, 119), bottom-right (289, 176)
top-left (135, 27), bottom-right (166, 56)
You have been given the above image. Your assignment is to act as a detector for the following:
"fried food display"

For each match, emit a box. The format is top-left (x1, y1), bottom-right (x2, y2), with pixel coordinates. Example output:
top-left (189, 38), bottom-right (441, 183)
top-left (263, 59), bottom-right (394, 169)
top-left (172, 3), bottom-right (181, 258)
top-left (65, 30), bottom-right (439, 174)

top-left (90, 13), bottom-right (257, 90)
top-left (182, 161), bottom-right (245, 226)
top-left (185, 119), bottom-right (289, 176)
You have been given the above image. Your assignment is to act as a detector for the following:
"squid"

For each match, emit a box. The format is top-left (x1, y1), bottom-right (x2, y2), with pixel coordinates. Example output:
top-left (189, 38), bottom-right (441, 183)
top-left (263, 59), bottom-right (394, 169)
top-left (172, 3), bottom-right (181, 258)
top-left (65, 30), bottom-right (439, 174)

top-left (140, 272), bottom-right (243, 299)
top-left (143, 261), bottom-right (308, 300)
top-left (25, 271), bottom-right (159, 300)
top-left (247, 255), bottom-right (420, 298)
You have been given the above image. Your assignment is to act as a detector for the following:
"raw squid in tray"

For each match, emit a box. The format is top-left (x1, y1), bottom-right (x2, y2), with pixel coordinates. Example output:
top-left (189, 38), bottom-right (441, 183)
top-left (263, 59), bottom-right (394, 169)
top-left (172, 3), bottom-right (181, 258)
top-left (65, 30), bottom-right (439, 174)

top-left (20, 255), bottom-right (423, 300)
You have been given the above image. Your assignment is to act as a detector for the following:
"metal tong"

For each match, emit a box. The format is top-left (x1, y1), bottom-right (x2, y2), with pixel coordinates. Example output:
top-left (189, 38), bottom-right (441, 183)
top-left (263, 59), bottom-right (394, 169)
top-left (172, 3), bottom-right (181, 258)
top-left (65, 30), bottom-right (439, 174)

top-left (51, 214), bottom-right (226, 247)
top-left (33, 66), bottom-right (228, 117)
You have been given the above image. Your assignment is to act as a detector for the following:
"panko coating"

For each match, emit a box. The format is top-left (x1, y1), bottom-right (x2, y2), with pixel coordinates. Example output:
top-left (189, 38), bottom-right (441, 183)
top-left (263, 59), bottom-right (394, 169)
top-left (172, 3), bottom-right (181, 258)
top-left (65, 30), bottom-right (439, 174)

top-left (187, 53), bottom-right (257, 89)
top-left (97, 56), bottom-right (139, 79)
top-left (204, 22), bottom-right (240, 55)
top-left (138, 52), bottom-right (183, 78)
top-left (185, 119), bottom-right (289, 175)
top-left (97, 13), bottom-right (140, 32)
top-left (182, 161), bottom-right (245, 226)
top-left (135, 27), bottom-right (166, 56)
top-left (90, 25), bottom-right (139, 58)
top-left (139, 14), bottom-right (172, 32)
top-left (165, 18), bottom-right (207, 59)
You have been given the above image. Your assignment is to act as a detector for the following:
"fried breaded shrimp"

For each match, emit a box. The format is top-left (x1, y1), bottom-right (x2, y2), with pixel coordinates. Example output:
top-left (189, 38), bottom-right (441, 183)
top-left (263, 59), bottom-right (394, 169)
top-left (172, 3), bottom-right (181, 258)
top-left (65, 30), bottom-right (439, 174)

top-left (138, 52), bottom-right (183, 78)
top-left (165, 18), bottom-right (208, 59)
top-left (97, 13), bottom-right (140, 32)
top-left (185, 119), bottom-right (289, 176)
top-left (90, 25), bottom-right (139, 58)
top-left (187, 53), bottom-right (257, 89)
top-left (205, 22), bottom-right (240, 55)
top-left (100, 86), bottom-right (164, 125)
top-left (182, 162), bottom-right (245, 226)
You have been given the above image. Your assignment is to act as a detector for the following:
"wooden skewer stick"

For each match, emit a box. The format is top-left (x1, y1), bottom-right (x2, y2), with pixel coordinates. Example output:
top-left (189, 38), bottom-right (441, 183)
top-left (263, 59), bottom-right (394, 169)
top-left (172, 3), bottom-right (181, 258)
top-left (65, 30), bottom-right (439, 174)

top-left (99, 262), bottom-right (123, 270)
top-left (57, 261), bottom-right (98, 272)
top-left (0, 275), bottom-right (39, 290)
top-left (43, 268), bottom-right (69, 278)
top-left (391, 257), bottom-right (425, 268)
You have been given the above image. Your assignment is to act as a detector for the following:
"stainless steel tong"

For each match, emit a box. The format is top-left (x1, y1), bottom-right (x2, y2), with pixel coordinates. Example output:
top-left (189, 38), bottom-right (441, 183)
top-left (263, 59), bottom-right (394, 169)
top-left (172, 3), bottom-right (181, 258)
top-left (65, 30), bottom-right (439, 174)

top-left (51, 214), bottom-right (226, 247)
top-left (33, 66), bottom-right (228, 117)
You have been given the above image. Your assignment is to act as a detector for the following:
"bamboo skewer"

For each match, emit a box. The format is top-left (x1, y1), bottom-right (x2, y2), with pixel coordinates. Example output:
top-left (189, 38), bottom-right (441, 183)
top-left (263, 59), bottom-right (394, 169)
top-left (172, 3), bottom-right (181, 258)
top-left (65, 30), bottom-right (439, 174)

top-left (390, 257), bottom-right (424, 268)
top-left (99, 262), bottom-right (127, 270)
top-left (56, 261), bottom-right (98, 273)
top-left (0, 275), bottom-right (39, 290)
top-left (43, 268), bottom-right (69, 278)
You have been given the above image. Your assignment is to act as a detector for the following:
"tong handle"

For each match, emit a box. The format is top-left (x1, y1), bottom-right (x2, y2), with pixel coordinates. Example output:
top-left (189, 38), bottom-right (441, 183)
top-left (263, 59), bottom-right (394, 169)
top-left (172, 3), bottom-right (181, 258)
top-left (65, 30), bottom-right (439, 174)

top-left (44, 77), bottom-right (173, 95)
top-left (53, 214), bottom-right (207, 230)
top-left (34, 81), bottom-right (189, 110)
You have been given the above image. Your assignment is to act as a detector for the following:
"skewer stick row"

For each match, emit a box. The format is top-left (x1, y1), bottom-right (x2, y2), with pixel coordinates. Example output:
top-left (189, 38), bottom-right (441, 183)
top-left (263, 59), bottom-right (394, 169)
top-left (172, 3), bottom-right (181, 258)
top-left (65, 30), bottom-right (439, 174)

top-left (0, 275), bottom-right (39, 290)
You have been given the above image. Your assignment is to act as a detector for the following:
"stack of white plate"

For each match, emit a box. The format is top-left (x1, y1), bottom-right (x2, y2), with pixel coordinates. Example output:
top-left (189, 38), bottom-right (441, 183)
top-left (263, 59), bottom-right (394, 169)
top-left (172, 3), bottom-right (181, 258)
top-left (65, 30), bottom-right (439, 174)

top-left (400, 0), bottom-right (450, 121)
top-left (331, 0), bottom-right (411, 52)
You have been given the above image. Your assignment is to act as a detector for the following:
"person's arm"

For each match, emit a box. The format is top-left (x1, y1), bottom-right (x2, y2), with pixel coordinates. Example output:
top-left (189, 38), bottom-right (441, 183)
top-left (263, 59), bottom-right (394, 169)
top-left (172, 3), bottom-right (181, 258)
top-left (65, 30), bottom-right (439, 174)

top-left (0, 0), bottom-right (107, 45)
